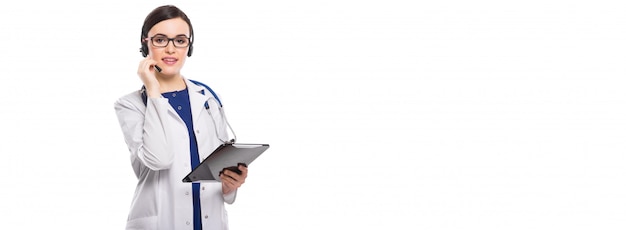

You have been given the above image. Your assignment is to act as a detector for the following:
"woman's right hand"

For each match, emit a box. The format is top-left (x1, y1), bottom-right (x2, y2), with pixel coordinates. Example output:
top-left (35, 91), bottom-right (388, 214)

top-left (137, 57), bottom-right (161, 97)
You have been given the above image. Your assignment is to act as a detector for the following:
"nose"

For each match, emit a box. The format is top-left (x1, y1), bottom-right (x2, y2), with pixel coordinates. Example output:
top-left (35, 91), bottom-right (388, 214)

top-left (165, 40), bottom-right (176, 54)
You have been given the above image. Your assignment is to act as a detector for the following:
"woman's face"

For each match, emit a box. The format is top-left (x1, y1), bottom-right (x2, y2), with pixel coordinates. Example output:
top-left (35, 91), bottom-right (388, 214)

top-left (146, 17), bottom-right (191, 76)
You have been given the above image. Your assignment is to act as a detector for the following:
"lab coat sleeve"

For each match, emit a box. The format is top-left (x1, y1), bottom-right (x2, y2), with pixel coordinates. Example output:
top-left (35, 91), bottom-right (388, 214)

top-left (223, 189), bottom-right (237, 204)
top-left (115, 97), bottom-right (175, 171)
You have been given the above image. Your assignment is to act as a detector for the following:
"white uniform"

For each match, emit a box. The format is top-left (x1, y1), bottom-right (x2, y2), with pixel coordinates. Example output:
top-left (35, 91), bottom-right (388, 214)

top-left (114, 78), bottom-right (236, 230)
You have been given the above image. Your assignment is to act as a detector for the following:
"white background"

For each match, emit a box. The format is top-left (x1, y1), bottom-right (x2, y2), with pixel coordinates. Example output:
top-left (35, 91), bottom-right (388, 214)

top-left (1, 0), bottom-right (625, 229)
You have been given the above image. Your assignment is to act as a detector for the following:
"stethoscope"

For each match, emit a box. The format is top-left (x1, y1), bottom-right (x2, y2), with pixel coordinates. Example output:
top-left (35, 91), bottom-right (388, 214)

top-left (205, 97), bottom-right (237, 144)
top-left (140, 86), bottom-right (237, 145)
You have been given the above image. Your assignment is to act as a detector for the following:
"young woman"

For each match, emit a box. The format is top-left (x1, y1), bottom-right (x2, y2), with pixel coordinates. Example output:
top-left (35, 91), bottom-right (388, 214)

top-left (114, 5), bottom-right (247, 230)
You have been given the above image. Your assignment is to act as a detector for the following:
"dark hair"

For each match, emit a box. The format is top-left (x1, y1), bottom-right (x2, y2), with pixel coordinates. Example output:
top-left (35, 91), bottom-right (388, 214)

top-left (140, 5), bottom-right (194, 57)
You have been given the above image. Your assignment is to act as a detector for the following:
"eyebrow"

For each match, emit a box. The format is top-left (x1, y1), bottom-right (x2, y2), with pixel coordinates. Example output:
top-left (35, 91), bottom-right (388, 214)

top-left (152, 33), bottom-right (189, 38)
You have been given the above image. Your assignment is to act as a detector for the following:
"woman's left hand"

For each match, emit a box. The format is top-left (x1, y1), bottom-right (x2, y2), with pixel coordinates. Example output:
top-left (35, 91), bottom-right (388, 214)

top-left (221, 164), bottom-right (248, 194)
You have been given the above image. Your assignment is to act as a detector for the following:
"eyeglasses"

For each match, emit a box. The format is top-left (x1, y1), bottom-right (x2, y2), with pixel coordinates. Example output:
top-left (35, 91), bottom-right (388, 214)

top-left (146, 34), bottom-right (191, 48)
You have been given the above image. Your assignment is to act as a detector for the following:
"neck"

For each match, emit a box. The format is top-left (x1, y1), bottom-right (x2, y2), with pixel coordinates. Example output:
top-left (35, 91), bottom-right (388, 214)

top-left (157, 75), bottom-right (186, 93)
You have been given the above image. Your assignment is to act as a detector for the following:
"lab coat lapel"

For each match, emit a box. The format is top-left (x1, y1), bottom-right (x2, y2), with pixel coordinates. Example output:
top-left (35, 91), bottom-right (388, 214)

top-left (186, 79), bottom-right (211, 123)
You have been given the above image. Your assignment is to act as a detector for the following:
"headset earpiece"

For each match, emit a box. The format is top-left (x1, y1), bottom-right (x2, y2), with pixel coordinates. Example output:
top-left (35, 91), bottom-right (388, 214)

top-left (187, 28), bottom-right (194, 57)
top-left (140, 41), bottom-right (149, 57)
top-left (187, 45), bottom-right (193, 57)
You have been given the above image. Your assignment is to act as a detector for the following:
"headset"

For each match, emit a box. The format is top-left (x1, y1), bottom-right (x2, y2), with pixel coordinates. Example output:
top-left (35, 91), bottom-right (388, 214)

top-left (140, 25), bottom-right (194, 57)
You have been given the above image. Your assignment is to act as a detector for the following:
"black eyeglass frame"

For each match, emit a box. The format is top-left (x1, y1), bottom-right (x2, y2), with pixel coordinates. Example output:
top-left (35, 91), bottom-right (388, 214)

top-left (144, 34), bottom-right (192, 48)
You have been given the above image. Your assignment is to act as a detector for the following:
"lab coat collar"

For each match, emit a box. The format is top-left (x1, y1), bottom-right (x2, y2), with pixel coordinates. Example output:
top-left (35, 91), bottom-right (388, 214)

top-left (185, 78), bottom-right (213, 123)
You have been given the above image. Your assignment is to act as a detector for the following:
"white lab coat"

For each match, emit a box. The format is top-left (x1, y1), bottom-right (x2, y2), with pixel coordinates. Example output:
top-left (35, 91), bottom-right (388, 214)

top-left (114, 78), bottom-right (236, 230)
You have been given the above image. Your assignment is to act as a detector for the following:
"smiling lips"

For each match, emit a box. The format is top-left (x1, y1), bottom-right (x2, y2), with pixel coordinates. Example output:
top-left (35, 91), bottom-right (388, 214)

top-left (162, 57), bottom-right (178, 65)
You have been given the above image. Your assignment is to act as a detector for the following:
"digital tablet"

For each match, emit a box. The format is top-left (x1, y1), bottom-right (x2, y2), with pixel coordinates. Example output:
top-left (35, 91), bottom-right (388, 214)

top-left (182, 143), bottom-right (269, 182)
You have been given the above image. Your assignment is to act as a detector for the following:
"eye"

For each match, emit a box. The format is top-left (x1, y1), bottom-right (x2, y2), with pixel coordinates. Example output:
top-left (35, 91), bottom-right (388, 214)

top-left (152, 36), bottom-right (168, 45)
top-left (175, 37), bottom-right (189, 45)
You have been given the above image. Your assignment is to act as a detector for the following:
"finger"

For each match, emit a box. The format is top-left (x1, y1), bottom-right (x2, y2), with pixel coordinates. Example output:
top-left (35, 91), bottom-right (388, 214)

top-left (141, 57), bottom-right (158, 68)
top-left (221, 170), bottom-right (238, 182)
top-left (226, 172), bottom-right (245, 185)
top-left (220, 174), bottom-right (239, 188)
top-left (145, 59), bottom-right (158, 72)
top-left (238, 165), bottom-right (248, 174)
top-left (222, 172), bottom-right (243, 186)
top-left (222, 168), bottom-right (246, 185)
top-left (138, 61), bottom-right (153, 76)
top-left (239, 166), bottom-right (248, 182)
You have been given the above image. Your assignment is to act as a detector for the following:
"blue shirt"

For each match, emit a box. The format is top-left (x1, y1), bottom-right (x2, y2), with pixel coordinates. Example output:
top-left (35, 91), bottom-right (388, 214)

top-left (162, 88), bottom-right (203, 230)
